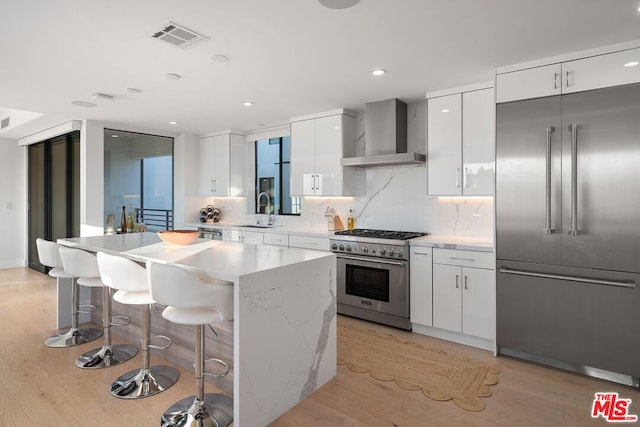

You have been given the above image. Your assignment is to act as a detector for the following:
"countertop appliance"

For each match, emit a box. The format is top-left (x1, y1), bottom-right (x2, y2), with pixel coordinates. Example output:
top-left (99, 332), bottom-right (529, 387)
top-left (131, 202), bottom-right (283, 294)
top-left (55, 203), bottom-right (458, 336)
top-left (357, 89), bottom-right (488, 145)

top-left (331, 228), bottom-right (427, 330)
top-left (496, 82), bottom-right (640, 386)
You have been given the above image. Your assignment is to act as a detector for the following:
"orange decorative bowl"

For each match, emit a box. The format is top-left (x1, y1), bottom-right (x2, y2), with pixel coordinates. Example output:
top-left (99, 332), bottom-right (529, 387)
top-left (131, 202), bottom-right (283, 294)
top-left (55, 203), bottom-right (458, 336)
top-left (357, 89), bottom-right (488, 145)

top-left (157, 230), bottom-right (200, 245)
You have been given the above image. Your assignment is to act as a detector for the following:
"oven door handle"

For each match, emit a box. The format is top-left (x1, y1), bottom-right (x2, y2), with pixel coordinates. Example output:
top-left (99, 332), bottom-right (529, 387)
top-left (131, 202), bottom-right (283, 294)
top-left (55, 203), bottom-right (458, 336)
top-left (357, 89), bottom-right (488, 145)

top-left (337, 254), bottom-right (406, 267)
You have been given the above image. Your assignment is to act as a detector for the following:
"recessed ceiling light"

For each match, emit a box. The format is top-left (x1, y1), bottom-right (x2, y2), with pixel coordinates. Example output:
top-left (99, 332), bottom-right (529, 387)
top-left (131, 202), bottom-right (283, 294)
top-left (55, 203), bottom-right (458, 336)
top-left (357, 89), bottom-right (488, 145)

top-left (211, 54), bottom-right (229, 62)
top-left (624, 61), bottom-right (639, 67)
top-left (319, 0), bottom-right (360, 9)
top-left (371, 69), bottom-right (386, 76)
top-left (165, 73), bottom-right (182, 80)
top-left (71, 101), bottom-right (96, 107)
top-left (441, 109), bottom-right (450, 113)
top-left (111, 134), bottom-right (119, 138)
top-left (127, 87), bottom-right (142, 94)
top-left (242, 101), bottom-right (254, 107)
top-left (168, 121), bottom-right (178, 125)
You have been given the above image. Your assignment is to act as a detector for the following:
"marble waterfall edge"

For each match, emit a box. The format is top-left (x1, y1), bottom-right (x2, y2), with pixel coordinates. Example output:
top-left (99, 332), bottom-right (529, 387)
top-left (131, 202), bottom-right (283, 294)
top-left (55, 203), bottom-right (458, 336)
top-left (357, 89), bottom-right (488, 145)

top-left (235, 256), bottom-right (336, 426)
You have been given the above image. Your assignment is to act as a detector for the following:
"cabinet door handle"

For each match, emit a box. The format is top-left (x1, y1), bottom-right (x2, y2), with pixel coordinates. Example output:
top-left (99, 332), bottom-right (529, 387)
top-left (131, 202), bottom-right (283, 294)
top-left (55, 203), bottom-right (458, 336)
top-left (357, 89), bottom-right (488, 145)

top-left (213, 179), bottom-right (217, 192)
top-left (568, 124), bottom-right (578, 236)
top-left (456, 168), bottom-right (461, 188)
top-left (455, 274), bottom-right (459, 289)
top-left (210, 179), bottom-right (214, 193)
top-left (565, 71), bottom-right (573, 88)
top-left (464, 275), bottom-right (468, 290)
top-left (463, 167), bottom-right (469, 188)
top-left (544, 126), bottom-right (555, 235)
top-left (553, 72), bottom-right (560, 89)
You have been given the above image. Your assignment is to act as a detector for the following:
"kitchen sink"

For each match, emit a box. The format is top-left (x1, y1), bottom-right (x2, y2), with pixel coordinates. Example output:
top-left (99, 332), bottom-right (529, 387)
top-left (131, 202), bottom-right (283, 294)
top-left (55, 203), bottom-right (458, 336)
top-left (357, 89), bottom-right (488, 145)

top-left (240, 224), bottom-right (275, 228)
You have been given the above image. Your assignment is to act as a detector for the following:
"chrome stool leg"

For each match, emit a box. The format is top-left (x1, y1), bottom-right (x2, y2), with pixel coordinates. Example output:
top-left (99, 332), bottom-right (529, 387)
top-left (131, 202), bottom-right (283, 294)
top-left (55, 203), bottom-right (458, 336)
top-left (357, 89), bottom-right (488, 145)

top-left (110, 304), bottom-right (179, 399)
top-left (45, 278), bottom-right (102, 348)
top-left (76, 287), bottom-right (138, 369)
top-left (161, 325), bottom-right (233, 427)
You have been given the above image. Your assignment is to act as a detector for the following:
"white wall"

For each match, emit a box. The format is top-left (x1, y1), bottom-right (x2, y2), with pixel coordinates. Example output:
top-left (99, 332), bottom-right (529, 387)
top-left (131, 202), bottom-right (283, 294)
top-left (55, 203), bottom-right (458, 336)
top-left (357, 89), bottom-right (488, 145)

top-left (0, 138), bottom-right (26, 267)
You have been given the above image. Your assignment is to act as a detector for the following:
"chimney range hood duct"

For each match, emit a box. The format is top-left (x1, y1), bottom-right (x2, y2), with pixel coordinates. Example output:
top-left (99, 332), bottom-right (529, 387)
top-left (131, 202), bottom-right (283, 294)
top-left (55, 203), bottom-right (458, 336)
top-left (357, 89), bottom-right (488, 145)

top-left (341, 98), bottom-right (426, 167)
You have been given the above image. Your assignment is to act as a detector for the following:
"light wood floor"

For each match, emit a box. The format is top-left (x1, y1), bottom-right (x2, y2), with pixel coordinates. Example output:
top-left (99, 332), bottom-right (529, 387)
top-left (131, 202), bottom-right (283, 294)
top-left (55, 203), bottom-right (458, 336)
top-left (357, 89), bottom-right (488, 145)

top-left (1, 268), bottom-right (638, 426)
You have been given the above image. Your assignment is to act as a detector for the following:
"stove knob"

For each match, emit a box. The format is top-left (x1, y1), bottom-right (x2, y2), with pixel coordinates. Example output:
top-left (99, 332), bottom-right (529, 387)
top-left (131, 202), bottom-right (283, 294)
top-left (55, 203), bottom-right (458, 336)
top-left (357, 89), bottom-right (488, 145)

top-left (361, 246), bottom-right (368, 254)
top-left (387, 249), bottom-right (395, 257)
top-left (338, 244), bottom-right (344, 251)
top-left (346, 245), bottom-right (352, 252)
top-left (396, 249), bottom-right (404, 258)
top-left (379, 248), bottom-right (386, 256)
top-left (331, 243), bottom-right (338, 250)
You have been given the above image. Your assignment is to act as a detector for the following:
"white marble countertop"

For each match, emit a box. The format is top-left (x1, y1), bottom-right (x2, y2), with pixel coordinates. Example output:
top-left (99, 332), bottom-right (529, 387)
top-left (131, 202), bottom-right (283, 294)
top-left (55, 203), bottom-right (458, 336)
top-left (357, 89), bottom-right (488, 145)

top-left (410, 234), bottom-right (494, 252)
top-left (58, 233), bottom-right (334, 282)
top-left (186, 221), bottom-right (335, 238)
top-left (124, 239), bottom-right (334, 282)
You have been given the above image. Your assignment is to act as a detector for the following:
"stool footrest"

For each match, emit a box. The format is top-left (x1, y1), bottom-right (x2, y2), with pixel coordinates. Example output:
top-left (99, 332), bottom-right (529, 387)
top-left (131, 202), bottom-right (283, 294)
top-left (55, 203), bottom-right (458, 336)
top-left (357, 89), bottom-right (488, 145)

top-left (202, 358), bottom-right (230, 378)
top-left (148, 334), bottom-right (172, 350)
top-left (110, 315), bottom-right (131, 328)
top-left (78, 304), bottom-right (96, 314)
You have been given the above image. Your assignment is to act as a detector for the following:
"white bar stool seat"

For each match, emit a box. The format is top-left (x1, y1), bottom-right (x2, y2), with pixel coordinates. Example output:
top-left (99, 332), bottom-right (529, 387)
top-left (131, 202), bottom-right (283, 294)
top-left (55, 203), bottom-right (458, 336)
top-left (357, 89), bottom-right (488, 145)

top-left (97, 252), bottom-right (179, 399)
top-left (58, 246), bottom-right (138, 369)
top-left (36, 238), bottom-right (103, 348)
top-left (148, 261), bottom-right (234, 427)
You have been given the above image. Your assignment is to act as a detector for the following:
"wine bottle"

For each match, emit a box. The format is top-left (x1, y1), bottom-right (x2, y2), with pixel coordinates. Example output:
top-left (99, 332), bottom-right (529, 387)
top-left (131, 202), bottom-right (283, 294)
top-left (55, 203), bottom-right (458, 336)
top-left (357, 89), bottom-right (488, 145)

top-left (127, 204), bottom-right (134, 232)
top-left (120, 206), bottom-right (127, 234)
top-left (347, 208), bottom-right (355, 230)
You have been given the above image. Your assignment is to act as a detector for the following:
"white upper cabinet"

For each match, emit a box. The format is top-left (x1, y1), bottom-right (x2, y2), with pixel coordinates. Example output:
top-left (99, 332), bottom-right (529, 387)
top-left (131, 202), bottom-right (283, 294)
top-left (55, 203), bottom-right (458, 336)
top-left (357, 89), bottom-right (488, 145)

top-left (562, 47), bottom-right (640, 94)
top-left (427, 86), bottom-right (495, 196)
top-left (290, 111), bottom-right (355, 196)
top-left (427, 94), bottom-right (462, 195)
top-left (199, 132), bottom-right (246, 197)
top-left (497, 47), bottom-right (640, 103)
top-left (462, 88), bottom-right (495, 195)
top-left (496, 63), bottom-right (562, 103)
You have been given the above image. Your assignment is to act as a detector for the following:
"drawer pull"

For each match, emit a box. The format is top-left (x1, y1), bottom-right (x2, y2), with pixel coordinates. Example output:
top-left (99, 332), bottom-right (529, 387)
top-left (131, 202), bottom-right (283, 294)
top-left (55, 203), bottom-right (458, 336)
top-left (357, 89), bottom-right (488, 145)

top-left (450, 256), bottom-right (475, 262)
top-left (303, 241), bottom-right (318, 245)
top-left (413, 252), bottom-right (430, 256)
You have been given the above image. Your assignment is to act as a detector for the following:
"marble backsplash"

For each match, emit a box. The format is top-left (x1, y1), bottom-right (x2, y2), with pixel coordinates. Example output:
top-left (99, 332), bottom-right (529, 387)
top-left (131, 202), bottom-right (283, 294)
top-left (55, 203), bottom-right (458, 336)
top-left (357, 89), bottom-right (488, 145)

top-left (189, 101), bottom-right (494, 239)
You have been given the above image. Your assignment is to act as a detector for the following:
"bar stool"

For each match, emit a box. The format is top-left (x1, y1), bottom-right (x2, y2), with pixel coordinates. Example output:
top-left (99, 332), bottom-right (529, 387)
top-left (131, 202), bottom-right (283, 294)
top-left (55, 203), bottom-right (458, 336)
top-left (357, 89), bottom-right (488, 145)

top-left (147, 261), bottom-right (234, 427)
top-left (36, 238), bottom-right (102, 348)
top-left (96, 251), bottom-right (179, 399)
top-left (58, 246), bottom-right (138, 369)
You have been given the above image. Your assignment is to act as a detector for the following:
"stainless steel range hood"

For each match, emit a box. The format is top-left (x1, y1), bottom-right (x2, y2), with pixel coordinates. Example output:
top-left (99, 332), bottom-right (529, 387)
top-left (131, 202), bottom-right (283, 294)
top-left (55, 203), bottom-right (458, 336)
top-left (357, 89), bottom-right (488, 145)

top-left (341, 98), bottom-right (426, 167)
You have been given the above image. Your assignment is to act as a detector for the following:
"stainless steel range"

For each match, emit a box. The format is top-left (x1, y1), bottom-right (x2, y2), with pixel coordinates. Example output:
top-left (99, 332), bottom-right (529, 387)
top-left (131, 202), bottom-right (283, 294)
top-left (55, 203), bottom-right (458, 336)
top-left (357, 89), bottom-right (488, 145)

top-left (331, 229), bottom-right (427, 330)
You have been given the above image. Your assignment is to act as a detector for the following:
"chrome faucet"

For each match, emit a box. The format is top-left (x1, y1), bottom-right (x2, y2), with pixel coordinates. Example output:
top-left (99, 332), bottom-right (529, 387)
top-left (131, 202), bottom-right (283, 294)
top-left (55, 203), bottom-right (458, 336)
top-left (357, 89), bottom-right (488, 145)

top-left (257, 191), bottom-right (273, 226)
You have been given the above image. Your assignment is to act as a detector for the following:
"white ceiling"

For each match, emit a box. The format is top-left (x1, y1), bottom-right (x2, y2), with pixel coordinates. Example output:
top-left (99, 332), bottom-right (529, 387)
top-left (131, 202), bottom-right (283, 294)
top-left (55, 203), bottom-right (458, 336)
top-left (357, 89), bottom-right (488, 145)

top-left (1, 0), bottom-right (639, 139)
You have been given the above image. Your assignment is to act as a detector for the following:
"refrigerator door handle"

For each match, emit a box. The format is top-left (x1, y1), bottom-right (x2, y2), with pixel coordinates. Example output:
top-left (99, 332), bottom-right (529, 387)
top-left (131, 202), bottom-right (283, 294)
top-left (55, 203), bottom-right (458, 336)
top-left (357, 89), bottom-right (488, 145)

top-left (568, 124), bottom-right (579, 236)
top-left (456, 168), bottom-right (461, 188)
top-left (544, 126), bottom-right (555, 235)
top-left (499, 267), bottom-right (636, 289)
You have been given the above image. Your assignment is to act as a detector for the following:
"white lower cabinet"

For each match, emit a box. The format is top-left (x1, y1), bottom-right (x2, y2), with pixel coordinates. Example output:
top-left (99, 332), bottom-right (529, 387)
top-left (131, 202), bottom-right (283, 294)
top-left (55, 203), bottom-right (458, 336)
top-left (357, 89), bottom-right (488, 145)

top-left (230, 230), bottom-right (263, 245)
top-left (432, 248), bottom-right (495, 341)
top-left (288, 234), bottom-right (330, 251)
top-left (410, 247), bottom-right (433, 326)
top-left (263, 233), bottom-right (289, 247)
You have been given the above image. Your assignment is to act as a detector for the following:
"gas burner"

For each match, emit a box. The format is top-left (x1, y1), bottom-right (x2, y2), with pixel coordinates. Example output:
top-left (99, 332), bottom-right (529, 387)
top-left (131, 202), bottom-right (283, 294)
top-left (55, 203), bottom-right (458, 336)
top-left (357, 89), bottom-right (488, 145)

top-left (334, 228), bottom-right (427, 240)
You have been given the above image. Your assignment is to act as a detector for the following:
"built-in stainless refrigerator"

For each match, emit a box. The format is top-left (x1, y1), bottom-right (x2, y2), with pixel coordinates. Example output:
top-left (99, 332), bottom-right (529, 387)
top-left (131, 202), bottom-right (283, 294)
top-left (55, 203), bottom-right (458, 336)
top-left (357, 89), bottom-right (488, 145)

top-left (496, 83), bottom-right (640, 385)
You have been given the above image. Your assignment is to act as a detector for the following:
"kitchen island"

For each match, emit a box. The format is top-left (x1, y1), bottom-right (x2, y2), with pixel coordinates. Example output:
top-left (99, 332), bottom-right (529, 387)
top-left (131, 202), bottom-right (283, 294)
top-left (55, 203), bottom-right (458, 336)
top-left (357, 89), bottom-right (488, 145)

top-left (58, 233), bottom-right (337, 426)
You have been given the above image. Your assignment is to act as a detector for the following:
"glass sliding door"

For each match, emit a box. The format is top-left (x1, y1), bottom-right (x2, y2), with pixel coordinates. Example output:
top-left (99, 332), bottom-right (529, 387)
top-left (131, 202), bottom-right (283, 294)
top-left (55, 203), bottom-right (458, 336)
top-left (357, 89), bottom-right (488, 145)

top-left (28, 131), bottom-right (80, 272)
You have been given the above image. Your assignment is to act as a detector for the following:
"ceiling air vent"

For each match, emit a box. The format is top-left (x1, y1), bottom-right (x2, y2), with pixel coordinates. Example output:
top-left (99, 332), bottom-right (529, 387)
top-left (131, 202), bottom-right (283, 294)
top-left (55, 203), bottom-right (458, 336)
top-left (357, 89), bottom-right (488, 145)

top-left (149, 22), bottom-right (209, 49)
